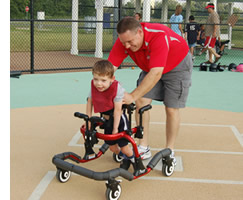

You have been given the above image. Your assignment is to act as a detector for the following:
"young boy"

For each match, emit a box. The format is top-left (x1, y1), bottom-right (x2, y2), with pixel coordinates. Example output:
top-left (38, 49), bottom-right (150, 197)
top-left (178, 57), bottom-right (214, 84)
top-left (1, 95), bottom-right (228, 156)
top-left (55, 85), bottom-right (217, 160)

top-left (86, 60), bottom-right (134, 169)
top-left (197, 24), bottom-right (206, 47)
top-left (184, 15), bottom-right (200, 59)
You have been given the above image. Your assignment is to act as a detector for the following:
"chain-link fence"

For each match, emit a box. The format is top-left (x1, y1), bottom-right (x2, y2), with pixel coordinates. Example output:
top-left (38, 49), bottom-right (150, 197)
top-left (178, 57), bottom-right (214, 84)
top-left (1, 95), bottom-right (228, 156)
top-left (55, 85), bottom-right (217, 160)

top-left (10, 0), bottom-right (243, 73)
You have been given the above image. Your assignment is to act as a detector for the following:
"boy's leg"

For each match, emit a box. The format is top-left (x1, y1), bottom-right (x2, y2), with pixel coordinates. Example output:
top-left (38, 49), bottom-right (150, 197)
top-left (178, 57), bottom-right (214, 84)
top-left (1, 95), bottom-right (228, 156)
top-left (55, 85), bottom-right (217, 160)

top-left (120, 145), bottom-right (133, 157)
top-left (109, 144), bottom-right (120, 154)
top-left (120, 145), bottom-right (135, 170)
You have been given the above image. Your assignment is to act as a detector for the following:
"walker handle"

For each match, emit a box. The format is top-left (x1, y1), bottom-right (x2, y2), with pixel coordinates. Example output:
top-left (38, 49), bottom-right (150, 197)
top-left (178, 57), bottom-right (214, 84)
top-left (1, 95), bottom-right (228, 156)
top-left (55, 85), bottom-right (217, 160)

top-left (89, 116), bottom-right (105, 125)
top-left (134, 104), bottom-right (152, 139)
top-left (138, 104), bottom-right (152, 114)
top-left (74, 112), bottom-right (89, 121)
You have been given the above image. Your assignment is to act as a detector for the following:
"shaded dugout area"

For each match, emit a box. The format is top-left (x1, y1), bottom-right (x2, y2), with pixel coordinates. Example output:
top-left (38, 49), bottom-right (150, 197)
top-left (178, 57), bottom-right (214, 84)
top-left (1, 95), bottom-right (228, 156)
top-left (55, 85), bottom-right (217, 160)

top-left (10, 68), bottom-right (243, 200)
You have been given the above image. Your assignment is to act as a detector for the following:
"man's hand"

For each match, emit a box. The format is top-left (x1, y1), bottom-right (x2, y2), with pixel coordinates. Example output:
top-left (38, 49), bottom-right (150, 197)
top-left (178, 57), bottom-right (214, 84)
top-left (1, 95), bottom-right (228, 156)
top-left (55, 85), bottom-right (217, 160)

top-left (122, 92), bottom-right (134, 105)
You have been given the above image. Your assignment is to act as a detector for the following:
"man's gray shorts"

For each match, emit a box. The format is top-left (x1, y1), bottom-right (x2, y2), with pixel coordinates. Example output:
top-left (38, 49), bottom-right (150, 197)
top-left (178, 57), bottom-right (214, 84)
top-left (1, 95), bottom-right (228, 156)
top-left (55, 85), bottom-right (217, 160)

top-left (137, 52), bottom-right (193, 108)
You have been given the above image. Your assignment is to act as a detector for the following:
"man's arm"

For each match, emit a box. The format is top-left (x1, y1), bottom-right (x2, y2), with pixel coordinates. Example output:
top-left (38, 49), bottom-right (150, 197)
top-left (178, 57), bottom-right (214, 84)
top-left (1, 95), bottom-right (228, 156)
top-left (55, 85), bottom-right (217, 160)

top-left (123, 67), bottom-right (164, 104)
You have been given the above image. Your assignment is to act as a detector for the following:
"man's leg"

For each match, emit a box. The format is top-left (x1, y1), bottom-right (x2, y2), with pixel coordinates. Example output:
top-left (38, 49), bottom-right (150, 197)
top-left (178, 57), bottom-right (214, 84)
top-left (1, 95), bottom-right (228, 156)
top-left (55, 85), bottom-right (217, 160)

top-left (208, 48), bottom-right (213, 63)
top-left (165, 107), bottom-right (180, 150)
top-left (209, 47), bottom-right (220, 58)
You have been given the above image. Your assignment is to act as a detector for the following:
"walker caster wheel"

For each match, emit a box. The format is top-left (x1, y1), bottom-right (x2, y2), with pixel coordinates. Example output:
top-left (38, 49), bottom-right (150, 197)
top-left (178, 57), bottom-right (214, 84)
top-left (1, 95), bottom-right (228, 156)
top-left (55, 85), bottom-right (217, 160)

top-left (56, 168), bottom-right (71, 183)
top-left (162, 159), bottom-right (175, 177)
top-left (105, 184), bottom-right (122, 200)
top-left (113, 153), bottom-right (123, 163)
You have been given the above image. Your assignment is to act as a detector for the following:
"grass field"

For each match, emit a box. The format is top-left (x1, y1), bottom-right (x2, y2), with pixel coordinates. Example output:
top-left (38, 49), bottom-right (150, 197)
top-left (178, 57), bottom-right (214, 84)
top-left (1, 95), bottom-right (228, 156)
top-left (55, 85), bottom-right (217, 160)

top-left (10, 21), bottom-right (243, 52)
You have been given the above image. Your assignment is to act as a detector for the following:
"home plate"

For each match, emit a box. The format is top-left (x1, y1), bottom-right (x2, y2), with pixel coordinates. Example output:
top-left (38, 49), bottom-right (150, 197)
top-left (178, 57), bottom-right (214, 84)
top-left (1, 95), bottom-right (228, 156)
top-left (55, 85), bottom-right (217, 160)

top-left (142, 156), bottom-right (183, 172)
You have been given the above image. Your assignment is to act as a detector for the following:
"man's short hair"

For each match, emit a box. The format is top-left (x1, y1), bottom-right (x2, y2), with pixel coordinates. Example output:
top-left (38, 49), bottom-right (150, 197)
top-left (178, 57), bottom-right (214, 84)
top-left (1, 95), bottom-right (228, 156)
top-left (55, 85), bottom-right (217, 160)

top-left (117, 17), bottom-right (141, 34)
top-left (92, 60), bottom-right (114, 78)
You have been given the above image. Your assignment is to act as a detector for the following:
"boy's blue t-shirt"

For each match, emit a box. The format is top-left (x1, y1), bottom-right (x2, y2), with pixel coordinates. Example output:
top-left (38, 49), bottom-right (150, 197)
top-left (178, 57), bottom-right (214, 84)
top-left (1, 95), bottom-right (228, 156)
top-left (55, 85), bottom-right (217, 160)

top-left (169, 14), bottom-right (183, 36)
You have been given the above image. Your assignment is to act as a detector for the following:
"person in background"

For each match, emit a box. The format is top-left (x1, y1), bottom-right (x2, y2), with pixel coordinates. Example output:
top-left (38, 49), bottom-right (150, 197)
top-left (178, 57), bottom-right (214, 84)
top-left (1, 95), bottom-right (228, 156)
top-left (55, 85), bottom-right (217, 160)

top-left (169, 4), bottom-right (184, 36)
top-left (215, 38), bottom-right (230, 56)
top-left (134, 13), bottom-right (142, 21)
top-left (184, 15), bottom-right (200, 60)
top-left (202, 3), bottom-right (221, 64)
top-left (197, 24), bottom-right (206, 47)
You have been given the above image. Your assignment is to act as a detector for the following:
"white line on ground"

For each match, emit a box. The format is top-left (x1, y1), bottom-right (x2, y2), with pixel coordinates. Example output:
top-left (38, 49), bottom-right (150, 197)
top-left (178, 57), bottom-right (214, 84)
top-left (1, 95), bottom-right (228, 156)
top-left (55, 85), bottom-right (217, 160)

top-left (71, 171), bottom-right (243, 185)
top-left (140, 176), bottom-right (243, 185)
top-left (68, 130), bottom-right (81, 147)
top-left (141, 121), bottom-right (243, 148)
top-left (69, 138), bottom-right (243, 155)
top-left (230, 125), bottom-right (243, 147)
top-left (68, 127), bottom-right (243, 155)
top-left (28, 171), bottom-right (56, 200)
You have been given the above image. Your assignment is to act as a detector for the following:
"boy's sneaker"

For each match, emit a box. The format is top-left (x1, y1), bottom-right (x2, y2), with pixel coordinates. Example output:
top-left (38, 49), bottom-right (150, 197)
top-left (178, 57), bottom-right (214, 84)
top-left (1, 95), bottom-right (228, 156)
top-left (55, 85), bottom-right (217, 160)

top-left (137, 145), bottom-right (152, 160)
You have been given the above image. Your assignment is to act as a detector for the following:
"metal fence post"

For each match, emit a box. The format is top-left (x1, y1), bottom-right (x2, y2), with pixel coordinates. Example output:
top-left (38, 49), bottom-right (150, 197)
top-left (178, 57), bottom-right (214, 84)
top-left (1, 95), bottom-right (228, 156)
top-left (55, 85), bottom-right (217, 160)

top-left (95, 0), bottom-right (103, 58)
top-left (71, 0), bottom-right (79, 55)
top-left (30, 0), bottom-right (34, 73)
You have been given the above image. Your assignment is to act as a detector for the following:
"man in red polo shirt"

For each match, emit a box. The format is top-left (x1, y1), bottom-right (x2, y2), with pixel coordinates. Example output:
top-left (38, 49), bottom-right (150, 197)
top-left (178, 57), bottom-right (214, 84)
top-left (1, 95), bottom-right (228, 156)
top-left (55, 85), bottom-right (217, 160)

top-left (108, 17), bottom-right (193, 166)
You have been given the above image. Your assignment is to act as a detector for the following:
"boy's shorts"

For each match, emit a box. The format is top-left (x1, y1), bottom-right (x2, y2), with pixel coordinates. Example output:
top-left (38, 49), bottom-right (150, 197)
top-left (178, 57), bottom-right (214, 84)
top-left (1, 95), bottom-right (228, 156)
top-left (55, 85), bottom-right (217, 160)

top-left (104, 113), bottom-right (129, 147)
top-left (189, 42), bottom-right (196, 48)
top-left (204, 36), bottom-right (217, 48)
top-left (137, 51), bottom-right (193, 108)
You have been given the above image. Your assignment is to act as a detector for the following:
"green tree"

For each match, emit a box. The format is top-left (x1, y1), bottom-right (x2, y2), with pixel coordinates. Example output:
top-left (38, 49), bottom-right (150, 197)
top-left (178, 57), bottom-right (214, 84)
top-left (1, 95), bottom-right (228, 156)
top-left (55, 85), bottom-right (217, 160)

top-left (79, 0), bottom-right (95, 18)
top-left (152, 0), bottom-right (181, 19)
top-left (10, 0), bottom-right (30, 19)
top-left (123, 1), bottom-right (135, 17)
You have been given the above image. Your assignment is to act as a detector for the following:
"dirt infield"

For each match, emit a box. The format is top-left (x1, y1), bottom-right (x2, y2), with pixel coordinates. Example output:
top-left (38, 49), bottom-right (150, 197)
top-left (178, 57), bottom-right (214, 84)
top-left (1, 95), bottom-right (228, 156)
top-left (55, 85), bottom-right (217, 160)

top-left (10, 51), bottom-right (133, 73)
top-left (10, 104), bottom-right (243, 200)
top-left (10, 51), bottom-right (102, 72)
